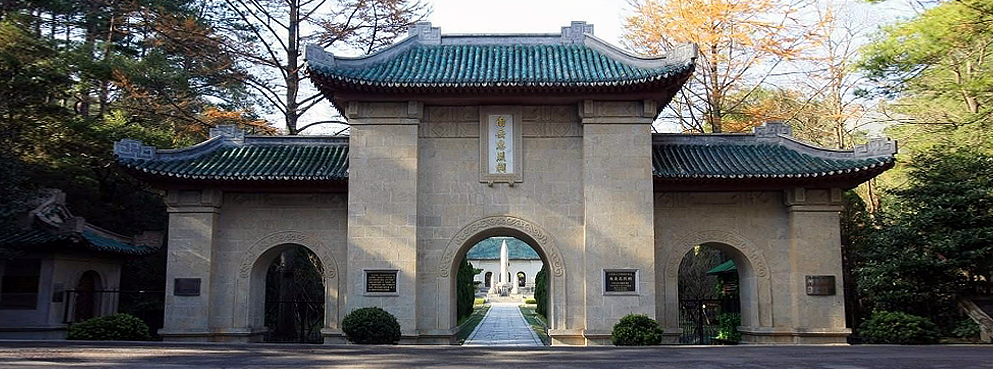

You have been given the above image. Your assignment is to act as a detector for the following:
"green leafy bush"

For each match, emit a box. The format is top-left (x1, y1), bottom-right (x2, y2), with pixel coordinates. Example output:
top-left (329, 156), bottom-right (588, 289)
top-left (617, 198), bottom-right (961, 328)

top-left (524, 298), bottom-right (537, 304)
top-left (952, 318), bottom-right (981, 339)
top-left (715, 313), bottom-right (741, 342)
top-left (342, 307), bottom-right (401, 344)
top-left (859, 311), bottom-right (940, 344)
top-left (535, 266), bottom-right (548, 318)
top-left (611, 314), bottom-right (663, 346)
top-left (66, 313), bottom-right (151, 341)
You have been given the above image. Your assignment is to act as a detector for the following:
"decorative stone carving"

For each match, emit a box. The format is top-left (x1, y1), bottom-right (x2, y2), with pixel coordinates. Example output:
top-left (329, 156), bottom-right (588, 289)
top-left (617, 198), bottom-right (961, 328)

top-left (853, 138), bottom-right (898, 158)
top-left (754, 121), bottom-right (792, 139)
top-left (665, 229), bottom-right (770, 279)
top-left (304, 43), bottom-right (334, 67)
top-left (560, 21), bottom-right (593, 44)
top-left (439, 215), bottom-right (565, 278)
top-left (238, 231), bottom-right (338, 280)
top-left (408, 21), bottom-right (441, 45)
top-left (209, 125), bottom-right (245, 144)
top-left (114, 139), bottom-right (157, 160)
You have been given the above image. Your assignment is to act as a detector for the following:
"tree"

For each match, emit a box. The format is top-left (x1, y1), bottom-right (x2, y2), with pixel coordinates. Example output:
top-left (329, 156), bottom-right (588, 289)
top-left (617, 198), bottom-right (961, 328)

top-left (535, 265), bottom-right (548, 319)
top-left (859, 0), bottom-right (993, 153)
top-left (456, 259), bottom-right (479, 320)
top-left (215, 0), bottom-right (429, 134)
top-left (855, 147), bottom-right (993, 326)
top-left (624, 0), bottom-right (822, 133)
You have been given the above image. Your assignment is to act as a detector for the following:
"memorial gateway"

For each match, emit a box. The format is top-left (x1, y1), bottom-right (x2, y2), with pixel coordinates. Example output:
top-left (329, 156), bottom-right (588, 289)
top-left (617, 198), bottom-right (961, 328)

top-left (113, 21), bottom-right (897, 345)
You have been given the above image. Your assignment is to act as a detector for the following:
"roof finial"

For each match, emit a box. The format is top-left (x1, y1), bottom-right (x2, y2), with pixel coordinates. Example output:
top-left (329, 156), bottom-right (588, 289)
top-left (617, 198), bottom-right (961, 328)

top-left (209, 125), bottom-right (245, 144)
top-left (561, 21), bottom-right (594, 44)
top-left (408, 21), bottom-right (441, 45)
top-left (754, 120), bottom-right (792, 139)
top-left (114, 139), bottom-right (157, 160)
top-left (854, 139), bottom-right (898, 158)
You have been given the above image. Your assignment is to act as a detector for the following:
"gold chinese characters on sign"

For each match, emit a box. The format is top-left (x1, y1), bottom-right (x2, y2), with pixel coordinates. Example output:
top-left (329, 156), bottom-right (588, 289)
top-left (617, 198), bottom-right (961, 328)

top-left (489, 114), bottom-right (513, 174)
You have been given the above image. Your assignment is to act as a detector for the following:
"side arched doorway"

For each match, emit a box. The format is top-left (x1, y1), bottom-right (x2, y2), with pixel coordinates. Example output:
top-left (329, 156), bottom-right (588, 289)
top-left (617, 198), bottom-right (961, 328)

top-left (660, 231), bottom-right (774, 344)
top-left (258, 244), bottom-right (325, 343)
top-left (74, 270), bottom-right (102, 322)
top-left (437, 216), bottom-right (568, 344)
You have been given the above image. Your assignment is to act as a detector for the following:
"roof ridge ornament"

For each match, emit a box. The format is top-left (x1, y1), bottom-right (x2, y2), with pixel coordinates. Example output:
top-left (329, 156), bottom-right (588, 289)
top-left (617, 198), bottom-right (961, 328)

top-left (305, 43), bottom-right (334, 67)
top-left (408, 21), bottom-right (441, 45)
top-left (209, 125), bottom-right (245, 144)
top-left (853, 138), bottom-right (898, 158)
top-left (114, 139), bottom-right (157, 160)
top-left (754, 120), bottom-right (793, 140)
top-left (561, 21), bottom-right (594, 44)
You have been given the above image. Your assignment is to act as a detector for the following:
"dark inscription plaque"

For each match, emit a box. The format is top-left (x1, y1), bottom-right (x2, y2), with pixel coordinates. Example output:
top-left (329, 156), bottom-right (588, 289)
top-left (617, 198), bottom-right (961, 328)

top-left (604, 271), bottom-right (637, 293)
top-left (366, 271), bottom-right (397, 293)
top-left (174, 278), bottom-right (201, 296)
top-left (805, 275), bottom-right (836, 295)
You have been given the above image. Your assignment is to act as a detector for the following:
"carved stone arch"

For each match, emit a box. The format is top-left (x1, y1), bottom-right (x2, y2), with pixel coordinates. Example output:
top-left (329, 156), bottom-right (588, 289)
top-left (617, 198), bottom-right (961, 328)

top-left (232, 230), bottom-right (342, 335)
top-left (437, 215), bottom-right (568, 331)
top-left (661, 229), bottom-right (774, 330)
top-left (439, 215), bottom-right (565, 279)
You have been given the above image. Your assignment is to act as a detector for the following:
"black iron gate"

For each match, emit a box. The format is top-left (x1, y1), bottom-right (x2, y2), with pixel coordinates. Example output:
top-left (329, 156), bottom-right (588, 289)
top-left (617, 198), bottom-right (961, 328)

top-left (264, 297), bottom-right (324, 343)
top-left (679, 298), bottom-right (739, 344)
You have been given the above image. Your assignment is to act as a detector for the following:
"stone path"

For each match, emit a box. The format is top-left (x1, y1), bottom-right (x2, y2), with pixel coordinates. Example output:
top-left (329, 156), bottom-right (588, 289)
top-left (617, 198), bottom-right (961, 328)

top-left (463, 302), bottom-right (543, 346)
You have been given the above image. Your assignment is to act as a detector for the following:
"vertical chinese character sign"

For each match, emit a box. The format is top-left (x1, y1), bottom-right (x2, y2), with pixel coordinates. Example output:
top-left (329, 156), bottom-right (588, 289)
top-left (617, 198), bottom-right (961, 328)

top-left (488, 114), bottom-right (514, 174)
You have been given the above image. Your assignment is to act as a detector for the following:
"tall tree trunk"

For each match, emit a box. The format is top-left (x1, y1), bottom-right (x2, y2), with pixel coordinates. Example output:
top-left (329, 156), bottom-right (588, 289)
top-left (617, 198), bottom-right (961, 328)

top-left (285, 0), bottom-right (300, 135)
top-left (709, 44), bottom-right (723, 133)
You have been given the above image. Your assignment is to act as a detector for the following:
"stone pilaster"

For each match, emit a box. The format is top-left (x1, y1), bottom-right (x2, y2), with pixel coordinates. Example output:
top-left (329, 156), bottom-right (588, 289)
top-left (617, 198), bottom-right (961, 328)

top-left (345, 101), bottom-right (421, 339)
top-left (779, 187), bottom-right (850, 344)
top-left (159, 189), bottom-right (222, 341)
top-left (579, 100), bottom-right (657, 345)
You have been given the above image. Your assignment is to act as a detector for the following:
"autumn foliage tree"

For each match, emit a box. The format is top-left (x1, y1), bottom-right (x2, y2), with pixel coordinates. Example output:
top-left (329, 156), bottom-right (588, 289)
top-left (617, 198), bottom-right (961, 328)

top-left (624, 0), bottom-right (822, 133)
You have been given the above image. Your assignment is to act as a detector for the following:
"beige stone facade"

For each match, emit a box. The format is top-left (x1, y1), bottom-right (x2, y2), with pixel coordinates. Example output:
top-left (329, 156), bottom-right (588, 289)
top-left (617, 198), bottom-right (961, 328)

top-left (119, 22), bottom-right (897, 345)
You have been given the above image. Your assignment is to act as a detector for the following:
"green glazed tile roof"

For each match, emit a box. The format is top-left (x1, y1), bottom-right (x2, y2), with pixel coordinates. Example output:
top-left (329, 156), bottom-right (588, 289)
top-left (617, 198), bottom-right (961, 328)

top-left (0, 229), bottom-right (156, 256)
top-left (652, 137), bottom-right (895, 180)
top-left (311, 44), bottom-right (693, 88)
top-left (706, 260), bottom-right (737, 275)
top-left (465, 237), bottom-right (540, 260)
top-left (118, 139), bottom-right (349, 182)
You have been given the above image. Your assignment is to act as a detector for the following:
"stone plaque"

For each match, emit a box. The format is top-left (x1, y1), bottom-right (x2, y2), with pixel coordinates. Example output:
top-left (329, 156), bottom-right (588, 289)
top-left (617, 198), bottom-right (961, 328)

top-left (805, 275), bottom-right (836, 295)
top-left (604, 270), bottom-right (637, 293)
top-left (174, 278), bottom-right (201, 296)
top-left (366, 271), bottom-right (397, 293)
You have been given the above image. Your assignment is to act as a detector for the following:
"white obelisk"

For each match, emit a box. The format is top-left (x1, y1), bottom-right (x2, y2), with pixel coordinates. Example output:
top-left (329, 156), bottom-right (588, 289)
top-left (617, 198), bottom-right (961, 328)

top-left (499, 239), bottom-right (509, 294)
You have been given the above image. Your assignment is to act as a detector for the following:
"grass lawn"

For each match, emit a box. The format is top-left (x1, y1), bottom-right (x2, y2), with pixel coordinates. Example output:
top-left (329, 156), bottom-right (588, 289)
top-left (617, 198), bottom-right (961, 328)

top-left (455, 305), bottom-right (489, 344)
top-left (519, 305), bottom-right (551, 345)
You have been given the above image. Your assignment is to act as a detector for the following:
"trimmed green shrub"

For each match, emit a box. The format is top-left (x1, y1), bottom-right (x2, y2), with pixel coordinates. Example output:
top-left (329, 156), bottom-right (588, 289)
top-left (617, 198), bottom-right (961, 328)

top-left (611, 314), bottom-right (663, 346)
top-left (456, 259), bottom-right (479, 320)
top-left (524, 298), bottom-right (537, 304)
top-left (952, 318), bottom-right (981, 339)
top-left (535, 265), bottom-right (548, 318)
top-left (66, 313), bottom-right (151, 341)
top-left (342, 307), bottom-right (401, 344)
top-left (859, 311), bottom-right (940, 344)
top-left (715, 313), bottom-right (741, 342)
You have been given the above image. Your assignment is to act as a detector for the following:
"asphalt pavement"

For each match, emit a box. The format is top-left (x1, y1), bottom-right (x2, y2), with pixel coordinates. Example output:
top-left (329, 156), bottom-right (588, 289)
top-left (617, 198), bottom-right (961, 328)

top-left (0, 340), bottom-right (990, 368)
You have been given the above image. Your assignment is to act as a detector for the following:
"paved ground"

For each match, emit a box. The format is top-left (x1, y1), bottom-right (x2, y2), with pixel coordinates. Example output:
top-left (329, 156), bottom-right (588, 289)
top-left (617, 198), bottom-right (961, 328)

top-left (464, 302), bottom-right (542, 346)
top-left (0, 341), bottom-right (991, 368)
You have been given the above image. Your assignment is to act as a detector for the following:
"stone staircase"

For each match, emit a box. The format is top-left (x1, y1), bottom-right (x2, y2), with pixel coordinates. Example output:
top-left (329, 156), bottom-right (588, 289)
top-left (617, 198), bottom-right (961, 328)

top-left (959, 297), bottom-right (993, 343)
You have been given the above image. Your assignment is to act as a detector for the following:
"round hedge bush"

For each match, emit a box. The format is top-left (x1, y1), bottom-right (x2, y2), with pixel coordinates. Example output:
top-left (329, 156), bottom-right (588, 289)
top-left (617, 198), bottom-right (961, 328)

top-left (66, 313), bottom-right (151, 341)
top-left (611, 314), bottom-right (663, 346)
top-left (858, 311), bottom-right (939, 344)
top-left (342, 307), bottom-right (401, 344)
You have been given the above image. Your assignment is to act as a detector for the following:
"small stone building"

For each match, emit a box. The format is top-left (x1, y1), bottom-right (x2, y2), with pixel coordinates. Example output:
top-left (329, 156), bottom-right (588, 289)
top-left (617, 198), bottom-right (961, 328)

top-left (0, 191), bottom-right (159, 339)
top-left (114, 21), bottom-right (896, 345)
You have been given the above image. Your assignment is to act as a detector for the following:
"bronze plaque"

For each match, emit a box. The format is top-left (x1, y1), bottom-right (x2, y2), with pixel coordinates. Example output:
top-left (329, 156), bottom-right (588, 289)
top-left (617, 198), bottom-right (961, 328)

top-left (366, 271), bottom-right (397, 293)
top-left (174, 278), bottom-right (201, 296)
top-left (805, 275), bottom-right (836, 295)
top-left (604, 271), bottom-right (637, 293)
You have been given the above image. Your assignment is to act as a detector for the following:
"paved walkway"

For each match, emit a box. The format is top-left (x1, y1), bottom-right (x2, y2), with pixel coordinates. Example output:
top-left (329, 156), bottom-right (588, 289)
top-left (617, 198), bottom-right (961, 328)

top-left (464, 302), bottom-right (543, 346)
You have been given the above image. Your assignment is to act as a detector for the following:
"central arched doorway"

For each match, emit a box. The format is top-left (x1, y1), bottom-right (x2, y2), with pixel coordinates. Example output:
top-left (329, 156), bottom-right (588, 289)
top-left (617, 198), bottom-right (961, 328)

top-left (438, 216), bottom-right (568, 345)
top-left (262, 245), bottom-right (325, 343)
top-left (677, 244), bottom-right (741, 344)
top-left (74, 270), bottom-right (102, 322)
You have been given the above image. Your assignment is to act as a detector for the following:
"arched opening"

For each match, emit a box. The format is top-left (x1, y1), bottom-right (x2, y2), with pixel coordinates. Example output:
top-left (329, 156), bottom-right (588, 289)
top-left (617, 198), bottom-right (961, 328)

top-left (676, 242), bottom-right (748, 344)
top-left (454, 233), bottom-right (552, 346)
top-left (74, 270), bottom-right (102, 322)
top-left (261, 244), bottom-right (325, 343)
